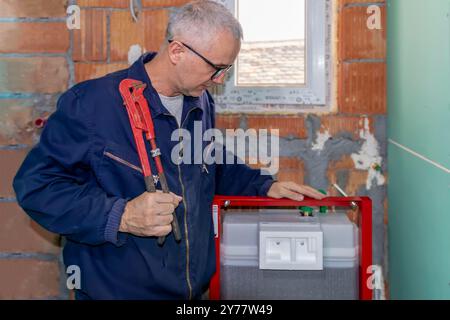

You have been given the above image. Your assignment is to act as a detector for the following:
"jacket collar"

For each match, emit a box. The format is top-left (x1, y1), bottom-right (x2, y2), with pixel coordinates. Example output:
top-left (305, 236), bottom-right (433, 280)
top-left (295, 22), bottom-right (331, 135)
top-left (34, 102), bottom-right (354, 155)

top-left (127, 52), bottom-right (203, 120)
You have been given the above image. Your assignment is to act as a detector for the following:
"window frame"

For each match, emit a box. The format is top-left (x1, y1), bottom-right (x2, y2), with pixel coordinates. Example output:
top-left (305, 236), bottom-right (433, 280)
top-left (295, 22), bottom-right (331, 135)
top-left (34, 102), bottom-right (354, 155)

top-left (213, 0), bottom-right (332, 112)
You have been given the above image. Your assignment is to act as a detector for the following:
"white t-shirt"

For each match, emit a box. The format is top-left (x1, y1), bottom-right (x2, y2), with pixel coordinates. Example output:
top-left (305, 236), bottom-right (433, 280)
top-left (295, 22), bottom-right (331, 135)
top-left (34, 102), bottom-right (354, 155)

top-left (158, 93), bottom-right (184, 126)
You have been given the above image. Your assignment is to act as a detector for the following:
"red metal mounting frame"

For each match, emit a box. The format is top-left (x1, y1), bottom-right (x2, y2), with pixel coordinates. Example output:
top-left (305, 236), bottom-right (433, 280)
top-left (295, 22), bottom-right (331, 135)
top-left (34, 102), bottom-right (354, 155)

top-left (209, 195), bottom-right (373, 300)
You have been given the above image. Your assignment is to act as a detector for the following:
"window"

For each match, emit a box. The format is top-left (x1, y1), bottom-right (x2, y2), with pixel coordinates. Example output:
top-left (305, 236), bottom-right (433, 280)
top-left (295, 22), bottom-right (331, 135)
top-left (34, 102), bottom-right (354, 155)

top-left (237, 0), bottom-right (306, 86)
top-left (213, 0), bottom-right (331, 112)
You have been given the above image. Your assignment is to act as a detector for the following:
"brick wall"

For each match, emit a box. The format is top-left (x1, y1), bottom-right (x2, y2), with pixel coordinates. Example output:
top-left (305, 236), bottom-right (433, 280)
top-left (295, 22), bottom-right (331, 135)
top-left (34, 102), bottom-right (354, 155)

top-left (0, 0), bottom-right (387, 298)
top-left (0, 0), bottom-right (69, 299)
top-left (73, 0), bottom-right (191, 83)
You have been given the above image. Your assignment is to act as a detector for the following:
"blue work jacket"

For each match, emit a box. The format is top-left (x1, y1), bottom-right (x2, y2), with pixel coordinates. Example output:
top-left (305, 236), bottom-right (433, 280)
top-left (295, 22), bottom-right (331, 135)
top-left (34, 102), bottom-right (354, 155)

top-left (13, 53), bottom-right (274, 299)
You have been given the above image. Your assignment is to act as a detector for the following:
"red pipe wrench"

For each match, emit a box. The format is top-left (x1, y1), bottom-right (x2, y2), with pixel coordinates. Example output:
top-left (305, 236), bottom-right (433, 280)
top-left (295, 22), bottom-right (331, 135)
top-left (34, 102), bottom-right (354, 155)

top-left (119, 78), bottom-right (182, 245)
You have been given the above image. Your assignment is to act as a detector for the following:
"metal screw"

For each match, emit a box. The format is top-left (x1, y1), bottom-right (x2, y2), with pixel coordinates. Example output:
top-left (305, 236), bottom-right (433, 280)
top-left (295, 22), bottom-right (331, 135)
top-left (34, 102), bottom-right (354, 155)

top-left (333, 183), bottom-right (358, 211)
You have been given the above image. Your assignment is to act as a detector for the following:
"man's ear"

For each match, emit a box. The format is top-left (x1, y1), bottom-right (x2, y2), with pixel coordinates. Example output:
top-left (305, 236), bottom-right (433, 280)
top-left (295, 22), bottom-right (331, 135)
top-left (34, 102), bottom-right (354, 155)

top-left (167, 40), bottom-right (185, 65)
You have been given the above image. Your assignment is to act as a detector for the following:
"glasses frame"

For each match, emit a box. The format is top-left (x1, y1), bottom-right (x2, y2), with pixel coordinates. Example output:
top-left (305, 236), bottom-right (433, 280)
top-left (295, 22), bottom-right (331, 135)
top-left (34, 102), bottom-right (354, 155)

top-left (168, 39), bottom-right (233, 80)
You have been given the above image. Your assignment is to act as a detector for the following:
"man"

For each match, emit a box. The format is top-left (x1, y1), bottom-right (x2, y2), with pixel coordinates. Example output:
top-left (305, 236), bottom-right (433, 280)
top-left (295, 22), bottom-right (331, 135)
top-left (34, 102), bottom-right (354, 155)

top-left (13, 1), bottom-right (325, 299)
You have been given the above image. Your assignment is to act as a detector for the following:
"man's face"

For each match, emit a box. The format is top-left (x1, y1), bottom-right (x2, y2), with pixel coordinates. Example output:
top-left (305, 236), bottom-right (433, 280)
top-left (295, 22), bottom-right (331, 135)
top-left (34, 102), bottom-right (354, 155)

top-left (173, 31), bottom-right (241, 97)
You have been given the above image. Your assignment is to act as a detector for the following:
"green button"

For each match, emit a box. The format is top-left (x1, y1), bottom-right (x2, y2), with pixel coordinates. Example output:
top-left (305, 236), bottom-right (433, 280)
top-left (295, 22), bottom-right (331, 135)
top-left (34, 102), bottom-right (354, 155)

top-left (318, 189), bottom-right (327, 214)
top-left (299, 206), bottom-right (313, 216)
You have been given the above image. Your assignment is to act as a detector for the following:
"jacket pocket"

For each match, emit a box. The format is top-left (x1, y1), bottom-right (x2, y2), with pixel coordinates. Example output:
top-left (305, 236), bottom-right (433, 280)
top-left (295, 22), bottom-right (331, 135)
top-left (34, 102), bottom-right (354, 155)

top-left (103, 151), bottom-right (142, 174)
top-left (97, 142), bottom-right (144, 198)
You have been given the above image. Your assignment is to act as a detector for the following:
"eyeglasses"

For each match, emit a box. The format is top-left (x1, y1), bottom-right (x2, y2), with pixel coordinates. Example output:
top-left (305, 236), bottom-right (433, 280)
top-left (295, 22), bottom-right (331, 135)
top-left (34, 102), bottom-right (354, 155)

top-left (168, 39), bottom-right (232, 80)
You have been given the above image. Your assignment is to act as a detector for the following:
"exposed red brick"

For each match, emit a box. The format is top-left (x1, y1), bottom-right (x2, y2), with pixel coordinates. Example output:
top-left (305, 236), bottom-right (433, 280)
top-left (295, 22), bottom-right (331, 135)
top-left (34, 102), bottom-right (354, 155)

top-left (277, 157), bottom-right (304, 185)
top-left (74, 62), bottom-right (129, 83)
top-left (0, 22), bottom-right (69, 53)
top-left (326, 158), bottom-right (365, 220)
top-left (246, 157), bottom-right (304, 185)
top-left (277, 170), bottom-right (304, 185)
top-left (384, 280), bottom-right (390, 300)
top-left (0, 58), bottom-right (68, 93)
top-left (352, 171), bottom-right (369, 194)
top-left (73, 10), bottom-right (107, 61)
top-left (0, 149), bottom-right (29, 198)
top-left (0, 203), bottom-right (60, 253)
top-left (326, 168), bottom-right (367, 223)
top-left (320, 115), bottom-right (374, 139)
top-left (346, 170), bottom-right (368, 195)
top-left (215, 115), bottom-right (242, 130)
top-left (79, 0), bottom-right (191, 9)
top-left (278, 157), bottom-right (304, 171)
top-left (346, 209), bottom-right (358, 225)
top-left (0, 0), bottom-right (68, 18)
top-left (338, 62), bottom-right (386, 114)
top-left (339, 5), bottom-right (386, 60)
top-left (0, 260), bottom-right (60, 299)
top-left (77, 0), bottom-right (128, 7)
top-left (142, 0), bottom-right (191, 7)
top-left (340, 0), bottom-right (385, 6)
top-left (326, 166), bottom-right (367, 196)
top-left (110, 10), bottom-right (169, 61)
top-left (246, 116), bottom-right (307, 139)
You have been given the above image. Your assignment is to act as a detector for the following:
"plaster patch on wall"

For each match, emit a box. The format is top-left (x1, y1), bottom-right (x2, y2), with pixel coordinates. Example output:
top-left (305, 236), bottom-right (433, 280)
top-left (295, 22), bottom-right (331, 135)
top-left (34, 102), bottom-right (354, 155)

top-left (351, 118), bottom-right (385, 190)
top-left (128, 44), bottom-right (142, 65)
top-left (312, 129), bottom-right (331, 152)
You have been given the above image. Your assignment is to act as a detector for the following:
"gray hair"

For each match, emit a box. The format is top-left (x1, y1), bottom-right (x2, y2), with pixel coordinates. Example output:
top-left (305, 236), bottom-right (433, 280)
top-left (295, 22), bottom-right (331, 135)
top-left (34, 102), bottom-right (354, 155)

top-left (166, 0), bottom-right (243, 45)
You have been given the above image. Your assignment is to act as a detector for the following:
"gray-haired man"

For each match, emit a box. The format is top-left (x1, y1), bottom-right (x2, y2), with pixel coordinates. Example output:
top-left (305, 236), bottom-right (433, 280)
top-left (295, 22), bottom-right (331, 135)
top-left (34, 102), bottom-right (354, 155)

top-left (13, 0), bottom-right (325, 299)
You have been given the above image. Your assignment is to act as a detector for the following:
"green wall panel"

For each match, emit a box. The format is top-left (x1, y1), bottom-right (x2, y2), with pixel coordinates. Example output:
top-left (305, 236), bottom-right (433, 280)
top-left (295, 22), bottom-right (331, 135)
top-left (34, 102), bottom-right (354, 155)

top-left (387, 0), bottom-right (450, 299)
top-left (388, 144), bottom-right (450, 299)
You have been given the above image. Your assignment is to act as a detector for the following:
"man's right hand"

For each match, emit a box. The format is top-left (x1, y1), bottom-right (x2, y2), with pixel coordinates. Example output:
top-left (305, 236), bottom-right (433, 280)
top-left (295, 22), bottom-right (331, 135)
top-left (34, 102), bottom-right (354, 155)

top-left (119, 191), bottom-right (182, 237)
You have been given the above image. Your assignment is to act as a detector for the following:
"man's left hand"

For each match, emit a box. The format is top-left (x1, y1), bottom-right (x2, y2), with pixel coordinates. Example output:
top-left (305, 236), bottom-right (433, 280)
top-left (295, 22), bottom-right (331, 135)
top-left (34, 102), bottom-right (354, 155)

top-left (267, 181), bottom-right (327, 201)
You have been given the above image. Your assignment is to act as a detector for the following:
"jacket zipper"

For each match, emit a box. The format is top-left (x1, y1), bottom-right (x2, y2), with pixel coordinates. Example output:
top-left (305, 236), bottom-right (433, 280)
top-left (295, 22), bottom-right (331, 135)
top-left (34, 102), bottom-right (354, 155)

top-left (107, 107), bottom-right (197, 299)
top-left (164, 109), bottom-right (198, 300)
top-left (104, 151), bottom-right (143, 173)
